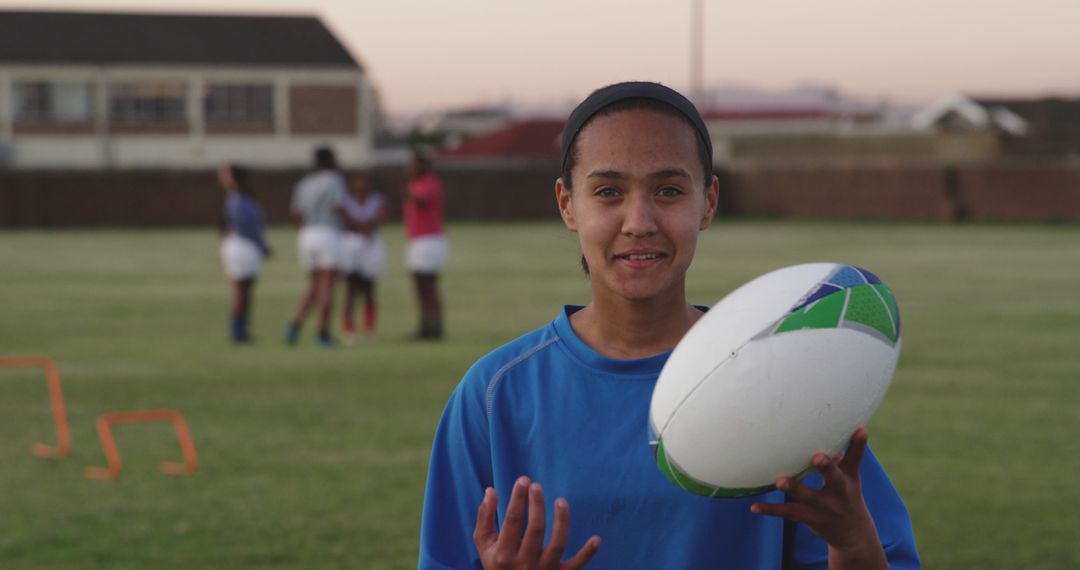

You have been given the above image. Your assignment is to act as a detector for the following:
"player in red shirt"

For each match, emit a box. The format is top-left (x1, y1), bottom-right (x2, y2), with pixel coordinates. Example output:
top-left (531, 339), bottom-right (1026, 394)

top-left (403, 152), bottom-right (449, 340)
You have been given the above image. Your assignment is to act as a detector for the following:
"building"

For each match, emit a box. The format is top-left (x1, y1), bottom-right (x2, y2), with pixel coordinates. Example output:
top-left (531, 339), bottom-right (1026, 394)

top-left (0, 10), bottom-right (375, 169)
top-left (914, 94), bottom-right (1080, 158)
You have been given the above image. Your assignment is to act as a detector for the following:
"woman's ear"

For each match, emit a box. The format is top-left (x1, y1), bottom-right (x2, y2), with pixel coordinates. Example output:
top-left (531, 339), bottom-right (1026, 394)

top-left (555, 178), bottom-right (577, 232)
top-left (700, 175), bottom-right (720, 230)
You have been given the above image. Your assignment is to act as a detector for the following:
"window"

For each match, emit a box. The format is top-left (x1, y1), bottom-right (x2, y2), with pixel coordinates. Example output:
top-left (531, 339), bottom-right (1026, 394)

top-left (110, 83), bottom-right (187, 123)
top-left (204, 84), bottom-right (273, 123)
top-left (12, 81), bottom-right (95, 122)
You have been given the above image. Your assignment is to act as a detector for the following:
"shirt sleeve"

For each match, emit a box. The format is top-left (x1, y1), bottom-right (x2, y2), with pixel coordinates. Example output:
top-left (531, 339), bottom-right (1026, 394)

top-left (247, 203), bottom-right (270, 255)
top-left (224, 197), bottom-right (239, 232)
top-left (341, 195), bottom-right (360, 223)
top-left (782, 446), bottom-right (921, 569)
top-left (333, 173), bottom-right (348, 206)
top-left (418, 367), bottom-right (494, 570)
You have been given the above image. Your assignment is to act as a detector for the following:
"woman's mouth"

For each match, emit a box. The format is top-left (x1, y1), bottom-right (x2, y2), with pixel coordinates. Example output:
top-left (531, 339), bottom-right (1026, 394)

top-left (615, 251), bottom-right (667, 267)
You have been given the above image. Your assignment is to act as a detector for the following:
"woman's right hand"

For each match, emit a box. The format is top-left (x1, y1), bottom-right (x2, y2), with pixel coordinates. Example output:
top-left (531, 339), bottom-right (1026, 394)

top-left (474, 476), bottom-right (601, 570)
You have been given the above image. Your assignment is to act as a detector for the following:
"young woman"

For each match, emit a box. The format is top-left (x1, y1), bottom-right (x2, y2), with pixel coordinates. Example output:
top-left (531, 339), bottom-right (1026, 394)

top-left (286, 147), bottom-right (346, 348)
top-left (218, 164), bottom-right (270, 344)
top-left (418, 83), bottom-right (919, 569)
top-left (404, 152), bottom-right (449, 340)
top-left (340, 171), bottom-right (388, 342)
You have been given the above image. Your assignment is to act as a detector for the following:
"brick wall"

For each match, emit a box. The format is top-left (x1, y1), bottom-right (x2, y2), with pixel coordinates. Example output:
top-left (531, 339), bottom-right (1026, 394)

top-left (955, 165), bottom-right (1080, 221)
top-left (288, 85), bottom-right (358, 135)
top-left (1, 163), bottom-right (1078, 227)
top-left (719, 165), bottom-right (954, 220)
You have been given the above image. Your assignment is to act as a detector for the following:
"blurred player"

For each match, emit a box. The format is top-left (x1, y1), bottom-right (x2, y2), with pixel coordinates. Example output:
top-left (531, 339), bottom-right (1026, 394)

top-left (340, 171), bottom-right (388, 343)
top-left (218, 164), bottom-right (270, 344)
top-left (286, 147), bottom-right (346, 348)
top-left (404, 152), bottom-right (449, 340)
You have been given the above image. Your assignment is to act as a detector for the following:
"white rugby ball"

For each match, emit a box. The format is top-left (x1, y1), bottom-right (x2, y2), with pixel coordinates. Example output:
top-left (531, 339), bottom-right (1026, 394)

top-left (649, 263), bottom-right (901, 497)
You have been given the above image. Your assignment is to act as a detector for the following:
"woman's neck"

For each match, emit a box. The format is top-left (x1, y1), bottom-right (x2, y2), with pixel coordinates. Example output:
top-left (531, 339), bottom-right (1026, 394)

top-left (570, 292), bottom-right (703, 360)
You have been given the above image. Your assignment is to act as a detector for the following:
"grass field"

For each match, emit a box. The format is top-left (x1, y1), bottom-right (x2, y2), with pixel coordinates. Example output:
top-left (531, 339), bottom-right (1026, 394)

top-left (1, 220), bottom-right (1078, 569)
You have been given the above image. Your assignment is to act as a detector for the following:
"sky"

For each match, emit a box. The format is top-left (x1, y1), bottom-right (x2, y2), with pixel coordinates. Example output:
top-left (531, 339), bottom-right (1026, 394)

top-left (3, 0), bottom-right (1080, 115)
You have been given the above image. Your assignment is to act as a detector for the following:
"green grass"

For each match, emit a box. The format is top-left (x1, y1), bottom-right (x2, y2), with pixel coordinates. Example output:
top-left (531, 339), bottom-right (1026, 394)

top-left (1, 221), bottom-right (1078, 569)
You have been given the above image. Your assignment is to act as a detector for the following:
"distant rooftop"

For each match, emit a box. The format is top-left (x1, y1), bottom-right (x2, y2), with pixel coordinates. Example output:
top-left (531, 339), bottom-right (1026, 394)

top-left (440, 119), bottom-right (564, 160)
top-left (0, 10), bottom-right (360, 69)
top-left (702, 109), bottom-right (833, 121)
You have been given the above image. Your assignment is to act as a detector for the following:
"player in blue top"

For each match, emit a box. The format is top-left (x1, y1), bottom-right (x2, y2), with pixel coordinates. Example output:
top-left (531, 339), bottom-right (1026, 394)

top-left (218, 164), bottom-right (270, 344)
top-left (418, 82), bottom-right (920, 569)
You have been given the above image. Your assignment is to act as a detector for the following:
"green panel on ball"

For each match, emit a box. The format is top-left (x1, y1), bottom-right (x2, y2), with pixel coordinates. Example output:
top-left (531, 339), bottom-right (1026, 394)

top-left (775, 288), bottom-right (846, 334)
top-left (655, 439), bottom-right (718, 496)
top-left (873, 284), bottom-right (901, 335)
top-left (654, 439), bottom-right (776, 498)
top-left (843, 286), bottom-right (897, 342)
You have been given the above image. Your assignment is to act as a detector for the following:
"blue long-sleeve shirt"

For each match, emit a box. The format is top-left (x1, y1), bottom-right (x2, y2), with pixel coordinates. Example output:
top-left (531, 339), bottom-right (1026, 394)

top-left (419, 305), bottom-right (920, 569)
top-left (225, 193), bottom-right (269, 255)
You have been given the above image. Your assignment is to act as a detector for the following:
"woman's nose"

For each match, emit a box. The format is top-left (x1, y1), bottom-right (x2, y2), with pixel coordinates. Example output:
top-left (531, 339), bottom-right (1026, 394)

top-left (621, 194), bottom-right (658, 237)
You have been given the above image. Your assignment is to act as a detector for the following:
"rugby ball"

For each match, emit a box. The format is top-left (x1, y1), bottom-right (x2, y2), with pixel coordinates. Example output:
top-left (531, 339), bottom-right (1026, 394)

top-left (649, 263), bottom-right (901, 497)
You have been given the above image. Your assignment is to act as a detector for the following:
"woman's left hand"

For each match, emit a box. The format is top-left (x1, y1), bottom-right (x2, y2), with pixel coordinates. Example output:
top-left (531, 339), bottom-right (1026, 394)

top-left (750, 427), bottom-right (889, 569)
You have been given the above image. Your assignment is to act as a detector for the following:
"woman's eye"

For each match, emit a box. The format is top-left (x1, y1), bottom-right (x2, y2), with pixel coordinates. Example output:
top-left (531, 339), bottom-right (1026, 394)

top-left (657, 186), bottom-right (683, 197)
top-left (596, 187), bottom-right (620, 198)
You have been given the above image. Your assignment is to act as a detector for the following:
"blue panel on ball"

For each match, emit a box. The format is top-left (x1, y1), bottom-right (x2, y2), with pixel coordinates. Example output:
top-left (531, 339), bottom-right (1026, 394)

top-left (827, 265), bottom-right (868, 288)
top-left (790, 283), bottom-right (842, 313)
top-left (855, 266), bottom-right (882, 285)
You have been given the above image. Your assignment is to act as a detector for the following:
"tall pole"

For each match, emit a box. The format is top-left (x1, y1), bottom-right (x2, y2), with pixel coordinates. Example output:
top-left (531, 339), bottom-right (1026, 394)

top-left (691, 0), bottom-right (704, 108)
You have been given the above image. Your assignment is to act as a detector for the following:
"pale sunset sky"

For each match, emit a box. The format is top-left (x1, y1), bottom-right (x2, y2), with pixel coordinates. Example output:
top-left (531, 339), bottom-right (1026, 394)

top-left (2, 0), bottom-right (1079, 114)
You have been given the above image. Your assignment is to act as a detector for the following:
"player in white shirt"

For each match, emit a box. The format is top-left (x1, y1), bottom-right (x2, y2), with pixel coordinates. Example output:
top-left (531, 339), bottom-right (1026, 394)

top-left (286, 147), bottom-right (347, 348)
top-left (340, 172), bottom-right (388, 343)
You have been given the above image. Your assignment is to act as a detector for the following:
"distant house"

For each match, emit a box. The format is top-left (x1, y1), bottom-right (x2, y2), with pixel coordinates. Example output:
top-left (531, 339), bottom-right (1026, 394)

top-left (438, 119), bottom-right (563, 166)
top-left (914, 94), bottom-right (1080, 157)
top-left (913, 95), bottom-right (1029, 136)
top-left (0, 10), bottom-right (375, 169)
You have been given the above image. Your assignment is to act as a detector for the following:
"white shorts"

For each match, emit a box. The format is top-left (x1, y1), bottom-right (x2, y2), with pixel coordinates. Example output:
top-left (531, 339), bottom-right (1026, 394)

top-left (297, 226), bottom-right (342, 271)
top-left (220, 235), bottom-right (262, 279)
top-left (405, 235), bottom-right (449, 275)
top-left (340, 233), bottom-right (386, 279)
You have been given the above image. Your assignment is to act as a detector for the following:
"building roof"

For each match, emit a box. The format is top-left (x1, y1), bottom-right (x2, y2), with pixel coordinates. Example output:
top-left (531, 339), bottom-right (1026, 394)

top-left (914, 93), bottom-right (1080, 155)
top-left (0, 10), bottom-right (360, 69)
top-left (911, 94), bottom-right (1028, 135)
top-left (702, 109), bottom-right (833, 121)
top-left (440, 119), bottom-right (564, 160)
top-left (973, 96), bottom-right (1080, 133)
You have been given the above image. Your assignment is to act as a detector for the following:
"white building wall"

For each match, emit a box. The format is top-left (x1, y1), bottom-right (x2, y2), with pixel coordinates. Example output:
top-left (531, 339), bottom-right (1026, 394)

top-left (8, 138), bottom-right (102, 168)
top-left (0, 64), bottom-right (374, 170)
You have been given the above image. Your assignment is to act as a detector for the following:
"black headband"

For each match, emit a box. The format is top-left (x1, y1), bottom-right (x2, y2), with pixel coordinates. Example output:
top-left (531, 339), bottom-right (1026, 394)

top-left (560, 81), bottom-right (713, 175)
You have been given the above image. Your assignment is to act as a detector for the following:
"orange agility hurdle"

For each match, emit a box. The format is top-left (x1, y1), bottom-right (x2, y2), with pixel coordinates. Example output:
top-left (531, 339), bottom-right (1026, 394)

top-left (0, 355), bottom-right (71, 459)
top-left (85, 409), bottom-right (198, 480)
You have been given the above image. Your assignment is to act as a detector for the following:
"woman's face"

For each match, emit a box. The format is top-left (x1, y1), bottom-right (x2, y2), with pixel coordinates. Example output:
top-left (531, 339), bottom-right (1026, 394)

top-left (217, 166), bottom-right (236, 192)
top-left (556, 109), bottom-right (718, 303)
top-left (350, 175), bottom-right (369, 199)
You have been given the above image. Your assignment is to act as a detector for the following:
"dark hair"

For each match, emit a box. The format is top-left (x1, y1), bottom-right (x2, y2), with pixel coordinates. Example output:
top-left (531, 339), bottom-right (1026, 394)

top-left (411, 150), bottom-right (432, 175)
top-left (560, 98), bottom-right (713, 190)
top-left (314, 147), bottom-right (337, 170)
top-left (226, 164), bottom-right (251, 194)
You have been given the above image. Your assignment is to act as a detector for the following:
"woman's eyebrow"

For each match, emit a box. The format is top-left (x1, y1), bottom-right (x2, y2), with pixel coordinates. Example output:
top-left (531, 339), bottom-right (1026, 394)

top-left (585, 168), bottom-right (692, 180)
top-left (585, 169), bottom-right (626, 180)
top-left (648, 168), bottom-right (692, 180)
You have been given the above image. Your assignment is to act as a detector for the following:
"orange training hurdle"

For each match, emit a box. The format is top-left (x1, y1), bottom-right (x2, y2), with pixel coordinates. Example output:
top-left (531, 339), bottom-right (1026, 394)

top-left (85, 409), bottom-right (198, 480)
top-left (0, 355), bottom-right (71, 459)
